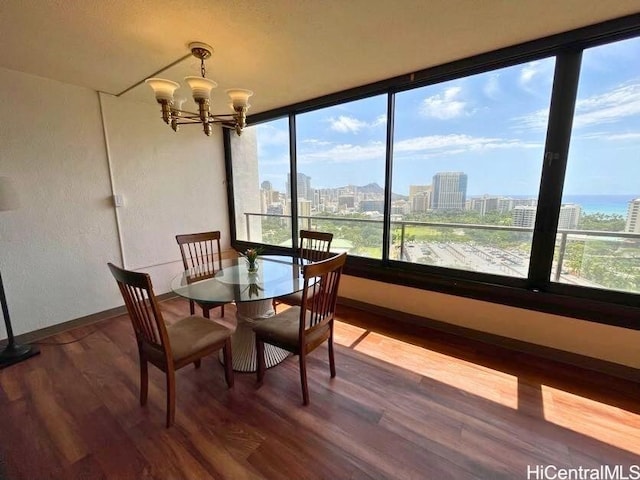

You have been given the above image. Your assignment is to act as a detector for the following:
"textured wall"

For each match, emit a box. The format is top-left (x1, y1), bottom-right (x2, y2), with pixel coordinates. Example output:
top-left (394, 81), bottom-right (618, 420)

top-left (0, 68), bottom-right (231, 337)
top-left (0, 67), bottom-right (122, 335)
top-left (99, 94), bottom-right (230, 292)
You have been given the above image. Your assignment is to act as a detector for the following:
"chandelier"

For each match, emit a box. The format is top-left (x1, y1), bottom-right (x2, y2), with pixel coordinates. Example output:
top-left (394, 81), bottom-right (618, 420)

top-left (145, 42), bottom-right (253, 136)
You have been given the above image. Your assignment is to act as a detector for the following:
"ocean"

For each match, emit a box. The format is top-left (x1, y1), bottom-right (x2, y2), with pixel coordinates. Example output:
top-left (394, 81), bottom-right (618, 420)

top-left (506, 194), bottom-right (637, 216)
top-left (562, 194), bottom-right (638, 216)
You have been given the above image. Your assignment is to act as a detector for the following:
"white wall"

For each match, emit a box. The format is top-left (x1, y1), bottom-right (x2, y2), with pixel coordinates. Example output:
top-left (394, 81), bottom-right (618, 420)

top-left (0, 67), bottom-right (230, 337)
top-left (100, 93), bottom-right (230, 292)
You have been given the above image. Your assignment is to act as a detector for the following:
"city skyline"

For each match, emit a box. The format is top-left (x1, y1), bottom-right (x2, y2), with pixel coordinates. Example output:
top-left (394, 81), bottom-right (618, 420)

top-left (254, 36), bottom-right (640, 198)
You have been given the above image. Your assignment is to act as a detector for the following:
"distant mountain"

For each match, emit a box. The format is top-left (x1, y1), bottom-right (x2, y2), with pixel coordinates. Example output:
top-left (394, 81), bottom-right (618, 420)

top-left (351, 182), bottom-right (407, 201)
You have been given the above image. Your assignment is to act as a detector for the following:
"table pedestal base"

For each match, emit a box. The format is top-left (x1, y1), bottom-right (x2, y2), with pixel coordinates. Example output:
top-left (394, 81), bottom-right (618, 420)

top-left (220, 299), bottom-right (291, 372)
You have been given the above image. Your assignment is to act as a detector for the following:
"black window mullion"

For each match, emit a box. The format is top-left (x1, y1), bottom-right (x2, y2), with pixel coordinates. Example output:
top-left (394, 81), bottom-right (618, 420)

top-left (223, 128), bottom-right (238, 244)
top-left (528, 50), bottom-right (582, 290)
top-left (382, 92), bottom-right (395, 262)
top-left (289, 113), bottom-right (299, 250)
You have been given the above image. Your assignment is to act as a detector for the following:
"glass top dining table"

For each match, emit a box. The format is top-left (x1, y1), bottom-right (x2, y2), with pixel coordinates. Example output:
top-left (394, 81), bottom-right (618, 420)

top-left (170, 254), bottom-right (308, 305)
top-left (170, 254), bottom-right (309, 372)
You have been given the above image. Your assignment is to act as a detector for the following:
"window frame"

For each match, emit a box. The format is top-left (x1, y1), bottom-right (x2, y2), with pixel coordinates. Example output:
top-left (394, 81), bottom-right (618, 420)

top-left (226, 13), bottom-right (640, 331)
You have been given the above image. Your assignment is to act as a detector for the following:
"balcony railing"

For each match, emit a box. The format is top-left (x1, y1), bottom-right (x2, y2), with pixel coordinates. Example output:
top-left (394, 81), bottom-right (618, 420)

top-left (242, 212), bottom-right (640, 294)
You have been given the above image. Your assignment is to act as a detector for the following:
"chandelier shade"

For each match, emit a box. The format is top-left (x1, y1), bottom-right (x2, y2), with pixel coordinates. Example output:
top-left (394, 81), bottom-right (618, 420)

top-left (184, 76), bottom-right (218, 101)
top-left (146, 78), bottom-right (180, 102)
top-left (145, 42), bottom-right (253, 136)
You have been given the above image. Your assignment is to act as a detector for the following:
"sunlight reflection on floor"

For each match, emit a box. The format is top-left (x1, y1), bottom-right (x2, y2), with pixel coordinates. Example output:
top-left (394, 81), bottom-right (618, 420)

top-left (333, 320), bottom-right (640, 456)
top-left (540, 385), bottom-right (640, 455)
top-left (333, 321), bottom-right (519, 409)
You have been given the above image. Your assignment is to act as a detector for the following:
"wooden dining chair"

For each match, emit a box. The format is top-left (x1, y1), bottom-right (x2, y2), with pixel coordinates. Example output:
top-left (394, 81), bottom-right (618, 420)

top-left (176, 231), bottom-right (227, 318)
top-left (254, 252), bottom-right (347, 405)
top-left (108, 263), bottom-right (233, 428)
top-left (273, 229), bottom-right (334, 312)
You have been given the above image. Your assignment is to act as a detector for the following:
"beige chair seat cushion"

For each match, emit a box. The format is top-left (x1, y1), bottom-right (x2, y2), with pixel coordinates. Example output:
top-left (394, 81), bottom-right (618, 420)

top-left (253, 307), bottom-right (328, 349)
top-left (277, 290), bottom-right (303, 306)
top-left (166, 316), bottom-right (232, 363)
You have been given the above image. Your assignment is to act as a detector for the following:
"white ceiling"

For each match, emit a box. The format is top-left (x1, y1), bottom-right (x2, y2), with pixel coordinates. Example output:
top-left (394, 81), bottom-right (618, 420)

top-left (1, 0), bottom-right (639, 116)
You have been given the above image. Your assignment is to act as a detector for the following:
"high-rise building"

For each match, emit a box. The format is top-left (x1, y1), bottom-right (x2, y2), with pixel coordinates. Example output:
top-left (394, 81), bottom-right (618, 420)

top-left (338, 195), bottom-right (355, 210)
top-left (412, 190), bottom-right (432, 212)
top-left (286, 173), bottom-right (313, 202)
top-left (360, 199), bottom-right (384, 213)
top-left (409, 185), bottom-right (432, 212)
top-left (432, 172), bottom-right (467, 210)
top-left (558, 204), bottom-right (582, 230)
top-left (495, 197), bottom-right (538, 213)
top-left (391, 200), bottom-right (410, 215)
top-left (512, 205), bottom-right (537, 228)
top-left (512, 204), bottom-right (582, 230)
top-left (626, 198), bottom-right (640, 233)
top-left (468, 195), bottom-right (501, 216)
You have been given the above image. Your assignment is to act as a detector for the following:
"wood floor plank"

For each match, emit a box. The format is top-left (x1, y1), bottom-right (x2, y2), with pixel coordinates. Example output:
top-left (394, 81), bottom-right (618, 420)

top-left (0, 298), bottom-right (638, 479)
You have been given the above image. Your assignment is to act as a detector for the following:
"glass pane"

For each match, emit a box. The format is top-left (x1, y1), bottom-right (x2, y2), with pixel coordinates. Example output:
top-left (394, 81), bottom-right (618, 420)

top-left (552, 37), bottom-right (640, 294)
top-left (391, 58), bottom-right (555, 276)
top-left (230, 118), bottom-right (292, 246)
top-left (294, 95), bottom-right (388, 258)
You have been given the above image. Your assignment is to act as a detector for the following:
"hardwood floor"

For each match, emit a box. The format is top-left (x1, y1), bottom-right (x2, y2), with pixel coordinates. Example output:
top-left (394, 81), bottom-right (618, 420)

top-left (0, 298), bottom-right (638, 479)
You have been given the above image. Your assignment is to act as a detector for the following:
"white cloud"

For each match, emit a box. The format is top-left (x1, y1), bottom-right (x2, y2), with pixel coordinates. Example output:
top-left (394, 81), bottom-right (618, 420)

top-left (373, 114), bottom-right (387, 126)
top-left (514, 82), bottom-right (640, 131)
top-left (255, 124), bottom-right (289, 146)
top-left (573, 83), bottom-right (640, 128)
top-left (302, 139), bottom-right (333, 146)
top-left (519, 62), bottom-right (540, 86)
top-left (299, 141), bottom-right (385, 164)
top-left (512, 108), bottom-right (549, 130)
top-left (483, 74), bottom-right (501, 100)
top-left (518, 60), bottom-right (554, 95)
top-left (395, 134), bottom-right (539, 155)
top-left (329, 115), bottom-right (369, 133)
top-left (297, 134), bottom-right (539, 166)
top-left (420, 86), bottom-right (470, 120)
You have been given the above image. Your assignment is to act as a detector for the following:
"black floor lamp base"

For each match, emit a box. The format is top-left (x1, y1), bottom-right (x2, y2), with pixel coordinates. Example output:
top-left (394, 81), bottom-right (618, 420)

top-left (0, 343), bottom-right (40, 369)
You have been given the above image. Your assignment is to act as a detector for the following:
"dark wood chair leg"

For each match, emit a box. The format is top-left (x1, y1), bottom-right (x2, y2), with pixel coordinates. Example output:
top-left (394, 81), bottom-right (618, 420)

top-left (194, 359), bottom-right (201, 369)
top-left (139, 354), bottom-right (149, 406)
top-left (166, 368), bottom-right (176, 428)
top-left (299, 353), bottom-right (309, 405)
top-left (189, 299), bottom-right (195, 316)
top-left (223, 340), bottom-right (234, 387)
top-left (220, 305), bottom-right (225, 317)
top-left (202, 306), bottom-right (210, 319)
top-left (328, 334), bottom-right (336, 378)
top-left (256, 337), bottom-right (265, 384)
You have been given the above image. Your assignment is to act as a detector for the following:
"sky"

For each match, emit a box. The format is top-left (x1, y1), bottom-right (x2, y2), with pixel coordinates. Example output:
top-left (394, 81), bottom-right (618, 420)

top-left (253, 36), bottom-right (640, 198)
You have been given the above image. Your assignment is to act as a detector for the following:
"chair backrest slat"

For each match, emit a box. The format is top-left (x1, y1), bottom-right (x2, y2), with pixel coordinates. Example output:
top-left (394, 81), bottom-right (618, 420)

top-left (299, 230), bottom-right (333, 262)
top-left (108, 263), bottom-right (169, 352)
top-left (300, 252), bottom-right (347, 336)
top-left (176, 231), bottom-right (223, 276)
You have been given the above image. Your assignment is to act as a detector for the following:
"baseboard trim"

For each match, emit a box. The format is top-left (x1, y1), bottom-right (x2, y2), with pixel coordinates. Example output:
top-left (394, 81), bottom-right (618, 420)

top-left (5, 294), bottom-right (637, 383)
top-left (337, 296), bottom-right (640, 383)
top-left (1, 292), bottom-right (177, 347)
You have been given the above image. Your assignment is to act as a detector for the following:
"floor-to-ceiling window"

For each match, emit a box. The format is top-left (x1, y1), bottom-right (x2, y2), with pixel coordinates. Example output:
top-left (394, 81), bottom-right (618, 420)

top-left (229, 117), bottom-right (291, 246)
top-left (391, 59), bottom-right (554, 277)
top-left (226, 17), bottom-right (640, 327)
top-left (295, 95), bottom-right (388, 258)
top-left (550, 36), bottom-right (640, 295)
